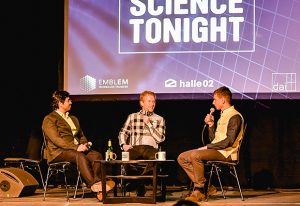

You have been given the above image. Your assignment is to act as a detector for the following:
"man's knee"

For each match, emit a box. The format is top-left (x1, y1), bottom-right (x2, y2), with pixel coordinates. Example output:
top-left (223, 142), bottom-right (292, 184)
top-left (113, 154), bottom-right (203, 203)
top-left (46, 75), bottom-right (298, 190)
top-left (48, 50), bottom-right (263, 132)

top-left (177, 153), bottom-right (185, 165)
top-left (94, 151), bottom-right (103, 160)
top-left (76, 152), bottom-right (87, 161)
top-left (88, 150), bottom-right (103, 160)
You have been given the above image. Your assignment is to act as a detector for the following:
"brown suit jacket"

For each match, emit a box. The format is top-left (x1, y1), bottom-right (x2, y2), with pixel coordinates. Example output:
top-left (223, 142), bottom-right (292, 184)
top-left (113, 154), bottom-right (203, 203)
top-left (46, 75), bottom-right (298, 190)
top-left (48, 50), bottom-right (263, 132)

top-left (42, 111), bottom-right (88, 163)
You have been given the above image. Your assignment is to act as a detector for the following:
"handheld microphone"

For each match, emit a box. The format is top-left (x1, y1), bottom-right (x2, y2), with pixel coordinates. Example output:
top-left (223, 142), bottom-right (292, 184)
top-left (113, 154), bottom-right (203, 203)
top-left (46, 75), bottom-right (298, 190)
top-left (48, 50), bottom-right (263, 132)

top-left (146, 111), bottom-right (153, 116)
top-left (141, 110), bottom-right (151, 116)
top-left (143, 110), bottom-right (153, 117)
top-left (87, 142), bottom-right (92, 149)
top-left (209, 107), bottom-right (215, 115)
top-left (203, 107), bottom-right (215, 128)
top-left (202, 107), bottom-right (215, 146)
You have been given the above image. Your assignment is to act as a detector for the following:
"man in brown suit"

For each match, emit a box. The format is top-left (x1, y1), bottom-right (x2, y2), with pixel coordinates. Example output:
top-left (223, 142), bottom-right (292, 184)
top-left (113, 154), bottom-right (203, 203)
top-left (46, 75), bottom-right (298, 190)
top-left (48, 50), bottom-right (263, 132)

top-left (42, 90), bottom-right (114, 201)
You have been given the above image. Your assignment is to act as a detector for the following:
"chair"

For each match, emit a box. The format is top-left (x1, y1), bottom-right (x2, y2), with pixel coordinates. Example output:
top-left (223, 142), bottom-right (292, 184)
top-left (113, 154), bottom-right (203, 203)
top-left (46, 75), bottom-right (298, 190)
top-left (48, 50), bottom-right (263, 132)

top-left (3, 157), bottom-right (45, 189)
top-left (42, 131), bottom-right (84, 201)
top-left (4, 136), bottom-right (45, 189)
top-left (205, 123), bottom-right (247, 201)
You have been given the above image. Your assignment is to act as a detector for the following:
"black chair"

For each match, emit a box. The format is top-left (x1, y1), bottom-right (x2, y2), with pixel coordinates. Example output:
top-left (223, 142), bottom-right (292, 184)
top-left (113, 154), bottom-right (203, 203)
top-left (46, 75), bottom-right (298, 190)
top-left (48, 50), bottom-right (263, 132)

top-left (205, 123), bottom-right (247, 201)
top-left (42, 131), bottom-right (84, 201)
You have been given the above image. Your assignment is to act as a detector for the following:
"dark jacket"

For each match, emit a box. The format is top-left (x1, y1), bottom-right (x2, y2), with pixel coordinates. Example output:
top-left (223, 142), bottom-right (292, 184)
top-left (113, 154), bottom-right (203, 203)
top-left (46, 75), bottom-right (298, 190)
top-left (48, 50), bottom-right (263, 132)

top-left (42, 111), bottom-right (88, 162)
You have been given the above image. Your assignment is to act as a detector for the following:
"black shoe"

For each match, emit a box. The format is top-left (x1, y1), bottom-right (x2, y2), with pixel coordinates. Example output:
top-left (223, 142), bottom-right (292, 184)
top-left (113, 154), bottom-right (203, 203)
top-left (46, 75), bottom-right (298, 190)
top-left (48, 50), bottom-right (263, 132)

top-left (136, 184), bottom-right (146, 197)
top-left (125, 182), bottom-right (137, 192)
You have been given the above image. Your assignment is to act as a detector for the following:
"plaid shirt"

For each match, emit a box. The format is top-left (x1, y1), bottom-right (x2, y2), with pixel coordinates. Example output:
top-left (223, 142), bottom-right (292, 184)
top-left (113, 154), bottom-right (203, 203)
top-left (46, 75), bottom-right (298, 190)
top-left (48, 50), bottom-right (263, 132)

top-left (118, 111), bottom-right (166, 149)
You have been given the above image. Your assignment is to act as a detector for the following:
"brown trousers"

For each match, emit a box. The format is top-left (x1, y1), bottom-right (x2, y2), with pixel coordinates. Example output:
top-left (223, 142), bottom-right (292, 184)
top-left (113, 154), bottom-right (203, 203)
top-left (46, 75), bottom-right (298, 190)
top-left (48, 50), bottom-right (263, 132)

top-left (52, 149), bottom-right (102, 187)
top-left (177, 149), bottom-right (231, 188)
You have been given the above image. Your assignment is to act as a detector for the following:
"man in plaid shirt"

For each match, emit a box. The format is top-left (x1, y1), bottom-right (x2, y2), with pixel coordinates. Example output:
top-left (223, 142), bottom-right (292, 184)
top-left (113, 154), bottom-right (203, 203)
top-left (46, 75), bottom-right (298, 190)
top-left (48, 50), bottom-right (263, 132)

top-left (118, 90), bottom-right (166, 196)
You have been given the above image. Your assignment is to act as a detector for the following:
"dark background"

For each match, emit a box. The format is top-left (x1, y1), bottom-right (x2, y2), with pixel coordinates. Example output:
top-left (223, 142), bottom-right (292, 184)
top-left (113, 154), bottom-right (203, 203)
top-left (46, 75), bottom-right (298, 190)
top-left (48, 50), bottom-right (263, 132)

top-left (1, 1), bottom-right (300, 189)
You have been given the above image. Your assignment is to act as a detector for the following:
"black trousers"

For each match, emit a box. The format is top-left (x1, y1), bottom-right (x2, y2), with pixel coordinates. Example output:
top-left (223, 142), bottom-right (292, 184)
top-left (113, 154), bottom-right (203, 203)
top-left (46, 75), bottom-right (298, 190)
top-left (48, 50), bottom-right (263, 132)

top-left (129, 145), bottom-right (158, 161)
top-left (125, 145), bottom-right (158, 190)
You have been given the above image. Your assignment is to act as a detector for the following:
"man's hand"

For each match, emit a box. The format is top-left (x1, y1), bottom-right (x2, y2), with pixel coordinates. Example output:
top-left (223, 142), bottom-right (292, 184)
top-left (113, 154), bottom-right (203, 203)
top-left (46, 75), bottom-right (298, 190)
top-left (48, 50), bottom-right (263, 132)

top-left (198, 146), bottom-right (208, 150)
top-left (204, 114), bottom-right (214, 127)
top-left (77, 144), bottom-right (89, 152)
top-left (84, 142), bottom-right (92, 150)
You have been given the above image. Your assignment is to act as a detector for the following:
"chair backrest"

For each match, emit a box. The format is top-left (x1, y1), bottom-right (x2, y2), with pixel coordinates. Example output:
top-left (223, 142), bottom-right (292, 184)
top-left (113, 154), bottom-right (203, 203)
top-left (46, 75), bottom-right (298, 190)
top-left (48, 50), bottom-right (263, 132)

top-left (234, 123), bottom-right (247, 164)
top-left (202, 121), bottom-right (247, 162)
top-left (41, 130), bottom-right (46, 161)
top-left (41, 130), bottom-right (52, 164)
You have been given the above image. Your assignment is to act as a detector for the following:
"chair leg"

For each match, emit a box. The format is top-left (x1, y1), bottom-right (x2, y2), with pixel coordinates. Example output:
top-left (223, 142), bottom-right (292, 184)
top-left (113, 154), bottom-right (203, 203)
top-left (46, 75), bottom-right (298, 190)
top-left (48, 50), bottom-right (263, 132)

top-left (232, 166), bottom-right (244, 201)
top-left (80, 176), bottom-right (85, 198)
top-left (43, 168), bottom-right (51, 201)
top-left (62, 166), bottom-right (69, 201)
top-left (205, 164), bottom-right (214, 201)
top-left (120, 165), bottom-right (127, 196)
top-left (214, 164), bottom-right (226, 199)
top-left (73, 173), bottom-right (79, 199)
top-left (20, 162), bottom-right (25, 170)
top-left (74, 171), bottom-right (84, 199)
top-left (36, 164), bottom-right (45, 189)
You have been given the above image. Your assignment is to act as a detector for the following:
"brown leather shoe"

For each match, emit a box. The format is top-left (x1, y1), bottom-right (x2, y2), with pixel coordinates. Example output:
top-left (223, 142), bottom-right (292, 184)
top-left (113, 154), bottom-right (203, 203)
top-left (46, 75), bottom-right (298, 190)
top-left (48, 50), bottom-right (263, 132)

top-left (207, 185), bottom-right (217, 196)
top-left (91, 180), bottom-right (115, 192)
top-left (185, 189), bottom-right (205, 202)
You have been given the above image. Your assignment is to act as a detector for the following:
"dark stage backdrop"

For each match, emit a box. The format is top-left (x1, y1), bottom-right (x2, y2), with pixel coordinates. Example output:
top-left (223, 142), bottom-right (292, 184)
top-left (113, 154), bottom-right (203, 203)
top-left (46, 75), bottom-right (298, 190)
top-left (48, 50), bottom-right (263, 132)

top-left (68, 99), bottom-right (300, 188)
top-left (1, 97), bottom-right (300, 189)
top-left (1, 1), bottom-right (300, 189)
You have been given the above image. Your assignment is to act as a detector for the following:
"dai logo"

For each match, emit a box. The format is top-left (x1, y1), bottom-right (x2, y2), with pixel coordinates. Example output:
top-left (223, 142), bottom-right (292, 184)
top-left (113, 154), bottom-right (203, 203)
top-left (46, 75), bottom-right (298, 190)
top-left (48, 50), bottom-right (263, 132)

top-left (272, 73), bottom-right (296, 92)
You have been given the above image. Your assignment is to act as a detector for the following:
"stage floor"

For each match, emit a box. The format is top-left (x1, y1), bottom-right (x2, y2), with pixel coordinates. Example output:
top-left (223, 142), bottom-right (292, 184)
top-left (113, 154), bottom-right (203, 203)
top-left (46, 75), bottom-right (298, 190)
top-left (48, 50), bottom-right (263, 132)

top-left (1, 186), bottom-right (300, 206)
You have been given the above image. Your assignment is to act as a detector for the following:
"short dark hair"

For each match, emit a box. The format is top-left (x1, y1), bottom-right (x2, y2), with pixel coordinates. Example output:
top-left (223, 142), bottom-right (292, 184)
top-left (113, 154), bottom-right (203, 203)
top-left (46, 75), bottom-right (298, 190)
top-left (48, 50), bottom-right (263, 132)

top-left (51, 90), bottom-right (70, 111)
top-left (213, 86), bottom-right (232, 104)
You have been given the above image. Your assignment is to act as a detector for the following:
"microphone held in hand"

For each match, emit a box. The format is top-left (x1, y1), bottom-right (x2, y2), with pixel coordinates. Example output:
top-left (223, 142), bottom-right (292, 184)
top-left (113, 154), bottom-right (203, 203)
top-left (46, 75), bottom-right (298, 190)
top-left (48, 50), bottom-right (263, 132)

top-left (208, 107), bottom-right (215, 124)
top-left (202, 107), bottom-right (215, 145)
top-left (204, 107), bottom-right (215, 128)
top-left (143, 110), bottom-right (153, 117)
top-left (209, 107), bottom-right (215, 115)
top-left (86, 142), bottom-right (92, 149)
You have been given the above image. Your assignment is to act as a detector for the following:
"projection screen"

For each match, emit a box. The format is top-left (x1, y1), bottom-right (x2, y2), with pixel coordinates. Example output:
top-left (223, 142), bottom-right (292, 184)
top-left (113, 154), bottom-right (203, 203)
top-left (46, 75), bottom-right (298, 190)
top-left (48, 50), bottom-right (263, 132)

top-left (64, 0), bottom-right (300, 100)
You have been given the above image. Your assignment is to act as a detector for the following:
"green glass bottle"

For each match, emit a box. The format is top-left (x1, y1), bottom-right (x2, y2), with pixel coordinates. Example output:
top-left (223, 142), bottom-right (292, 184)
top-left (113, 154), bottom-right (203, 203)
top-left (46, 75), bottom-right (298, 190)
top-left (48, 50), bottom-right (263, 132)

top-left (106, 139), bottom-right (113, 161)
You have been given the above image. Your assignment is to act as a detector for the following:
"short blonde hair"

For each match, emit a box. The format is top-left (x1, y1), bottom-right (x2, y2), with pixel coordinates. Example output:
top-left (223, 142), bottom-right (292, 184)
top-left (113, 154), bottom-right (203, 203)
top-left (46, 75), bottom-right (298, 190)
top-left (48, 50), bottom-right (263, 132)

top-left (213, 86), bottom-right (232, 104)
top-left (139, 90), bottom-right (156, 102)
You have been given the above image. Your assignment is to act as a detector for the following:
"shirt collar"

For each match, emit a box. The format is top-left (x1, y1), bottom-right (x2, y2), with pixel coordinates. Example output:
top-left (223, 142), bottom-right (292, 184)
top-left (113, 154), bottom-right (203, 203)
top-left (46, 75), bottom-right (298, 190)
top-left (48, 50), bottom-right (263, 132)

top-left (56, 110), bottom-right (69, 118)
top-left (139, 110), bottom-right (153, 116)
top-left (221, 106), bottom-right (234, 115)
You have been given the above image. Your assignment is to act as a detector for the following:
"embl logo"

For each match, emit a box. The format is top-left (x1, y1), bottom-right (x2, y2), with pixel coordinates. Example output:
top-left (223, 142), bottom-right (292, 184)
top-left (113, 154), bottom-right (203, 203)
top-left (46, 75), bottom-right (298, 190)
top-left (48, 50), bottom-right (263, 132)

top-left (80, 75), bottom-right (97, 92)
